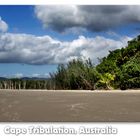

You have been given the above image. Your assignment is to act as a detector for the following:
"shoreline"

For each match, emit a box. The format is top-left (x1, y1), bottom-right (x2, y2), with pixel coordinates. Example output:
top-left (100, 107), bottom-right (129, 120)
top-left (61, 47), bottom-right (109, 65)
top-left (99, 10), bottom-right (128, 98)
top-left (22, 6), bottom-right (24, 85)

top-left (0, 89), bottom-right (140, 93)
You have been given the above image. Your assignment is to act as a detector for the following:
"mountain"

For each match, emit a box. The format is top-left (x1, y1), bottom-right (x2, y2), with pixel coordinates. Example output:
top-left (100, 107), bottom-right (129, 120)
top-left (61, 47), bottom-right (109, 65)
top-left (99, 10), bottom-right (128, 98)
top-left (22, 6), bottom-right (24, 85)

top-left (0, 77), bottom-right (7, 80)
top-left (0, 77), bottom-right (49, 80)
top-left (21, 77), bottom-right (49, 80)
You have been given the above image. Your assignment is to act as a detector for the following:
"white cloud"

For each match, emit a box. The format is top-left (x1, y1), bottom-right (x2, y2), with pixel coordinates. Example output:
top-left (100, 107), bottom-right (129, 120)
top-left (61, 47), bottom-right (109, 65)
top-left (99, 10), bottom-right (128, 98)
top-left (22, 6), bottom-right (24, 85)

top-left (35, 5), bottom-right (140, 32)
top-left (32, 73), bottom-right (40, 77)
top-left (32, 73), bottom-right (49, 78)
top-left (2, 73), bottom-right (50, 78)
top-left (0, 17), bottom-right (8, 32)
top-left (0, 6), bottom-right (135, 66)
top-left (0, 32), bottom-right (131, 65)
top-left (14, 73), bottom-right (23, 78)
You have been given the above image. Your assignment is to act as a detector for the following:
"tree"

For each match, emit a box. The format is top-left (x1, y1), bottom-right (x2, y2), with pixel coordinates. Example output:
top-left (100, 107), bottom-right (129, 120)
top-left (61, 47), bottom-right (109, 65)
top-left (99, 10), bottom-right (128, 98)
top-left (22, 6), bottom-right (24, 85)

top-left (96, 73), bottom-right (115, 90)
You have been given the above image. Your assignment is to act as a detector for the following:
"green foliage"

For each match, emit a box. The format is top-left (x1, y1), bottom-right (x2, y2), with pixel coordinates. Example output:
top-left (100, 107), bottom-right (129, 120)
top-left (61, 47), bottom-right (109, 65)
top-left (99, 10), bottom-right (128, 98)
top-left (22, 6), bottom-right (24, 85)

top-left (96, 49), bottom-right (120, 74)
top-left (117, 58), bottom-right (140, 90)
top-left (96, 73), bottom-right (115, 90)
top-left (97, 35), bottom-right (140, 90)
top-left (50, 58), bottom-right (100, 90)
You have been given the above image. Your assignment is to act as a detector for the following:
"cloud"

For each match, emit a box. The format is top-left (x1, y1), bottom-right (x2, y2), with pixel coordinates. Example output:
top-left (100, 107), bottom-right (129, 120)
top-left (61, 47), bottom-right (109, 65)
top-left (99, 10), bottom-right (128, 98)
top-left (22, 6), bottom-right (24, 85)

top-left (2, 73), bottom-right (50, 78)
top-left (0, 32), bottom-right (131, 65)
top-left (0, 17), bottom-right (8, 32)
top-left (14, 73), bottom-right (23, 78)
top-left (35, 5), bottom-right (140, 32)
top-left (32, 73), bottom-right (49, 78)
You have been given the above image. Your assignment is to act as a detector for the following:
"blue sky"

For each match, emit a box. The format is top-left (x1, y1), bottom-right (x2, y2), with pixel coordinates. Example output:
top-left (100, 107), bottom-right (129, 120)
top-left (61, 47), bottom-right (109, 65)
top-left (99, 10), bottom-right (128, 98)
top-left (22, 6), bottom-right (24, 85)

top-left (0, 6), bottom-right (58, 77)
top-left (0, 5), bottom-right (140, 78)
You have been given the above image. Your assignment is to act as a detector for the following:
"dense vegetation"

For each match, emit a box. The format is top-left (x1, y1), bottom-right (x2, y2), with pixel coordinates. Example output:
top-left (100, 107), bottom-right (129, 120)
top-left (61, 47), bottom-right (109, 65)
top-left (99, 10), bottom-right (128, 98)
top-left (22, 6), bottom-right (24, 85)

top-left (0, 35), bottom-right (140, 90)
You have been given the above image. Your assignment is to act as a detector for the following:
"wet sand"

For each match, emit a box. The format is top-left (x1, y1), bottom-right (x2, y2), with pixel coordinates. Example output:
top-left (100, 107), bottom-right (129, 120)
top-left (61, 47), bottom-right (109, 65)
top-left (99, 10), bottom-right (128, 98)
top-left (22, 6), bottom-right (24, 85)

top-left (0, 90), bottom-right (140, 122)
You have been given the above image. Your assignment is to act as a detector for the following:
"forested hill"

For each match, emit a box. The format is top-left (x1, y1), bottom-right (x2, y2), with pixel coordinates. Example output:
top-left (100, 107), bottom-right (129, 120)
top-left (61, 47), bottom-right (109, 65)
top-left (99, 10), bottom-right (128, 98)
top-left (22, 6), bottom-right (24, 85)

top-left (96, 35), bottom-right (140, 89)
top-left (0, 35), bottom-right (140, 90)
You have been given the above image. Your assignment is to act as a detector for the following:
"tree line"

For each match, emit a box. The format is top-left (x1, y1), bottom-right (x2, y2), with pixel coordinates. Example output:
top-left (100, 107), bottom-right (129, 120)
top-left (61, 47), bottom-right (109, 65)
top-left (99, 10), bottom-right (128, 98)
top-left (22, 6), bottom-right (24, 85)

top-left (0, 79), bottom-right (52, 89)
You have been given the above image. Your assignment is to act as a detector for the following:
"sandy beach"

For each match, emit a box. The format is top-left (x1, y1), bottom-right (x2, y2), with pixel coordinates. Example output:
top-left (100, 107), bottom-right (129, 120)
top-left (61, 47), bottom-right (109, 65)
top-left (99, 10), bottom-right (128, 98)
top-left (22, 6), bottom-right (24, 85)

top-left (0, 90), bottom-right (140, 122)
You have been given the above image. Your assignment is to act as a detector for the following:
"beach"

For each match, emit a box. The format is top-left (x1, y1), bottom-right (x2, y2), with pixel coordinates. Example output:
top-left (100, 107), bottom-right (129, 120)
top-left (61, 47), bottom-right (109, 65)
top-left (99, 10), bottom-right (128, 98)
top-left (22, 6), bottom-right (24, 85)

top-left (0, 90), bottom-right (140, 122)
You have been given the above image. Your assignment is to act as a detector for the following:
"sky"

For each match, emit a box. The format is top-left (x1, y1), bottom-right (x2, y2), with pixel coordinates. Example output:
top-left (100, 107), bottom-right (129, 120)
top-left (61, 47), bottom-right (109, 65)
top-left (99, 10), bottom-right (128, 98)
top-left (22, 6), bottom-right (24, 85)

top-left (0, 5), bottom-right (140, 78)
